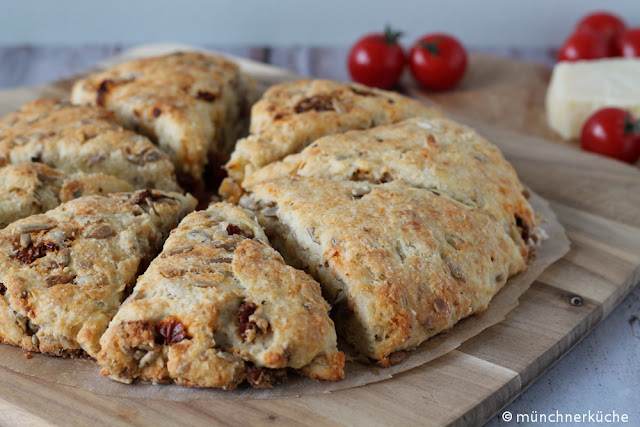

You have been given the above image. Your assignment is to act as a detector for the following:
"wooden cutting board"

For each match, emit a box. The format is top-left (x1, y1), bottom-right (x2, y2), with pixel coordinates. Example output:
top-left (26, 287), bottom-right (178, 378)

top-left (0, 48), bottom-right (639, 426)
top-left (408, 54), bottom-right (561, 142)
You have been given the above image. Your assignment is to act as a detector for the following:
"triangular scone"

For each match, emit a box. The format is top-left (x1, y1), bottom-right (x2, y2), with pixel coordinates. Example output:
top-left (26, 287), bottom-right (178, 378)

top-left (71, 52), bottom-right (258, 193)
top-left (0, 163), bottom-right (133, 228)
top-left (0, 99), bottom-right (180, 192)
top-left (98, 202), bottom-right (344, 389)
top-left (244, 117), bottom-right (535, 258)
top-left (0, 190), bottom-right (196, 358)
top-left (244, 178), bottom-right (525, 365)
top-left (221, 79), bottom-right (443, 197)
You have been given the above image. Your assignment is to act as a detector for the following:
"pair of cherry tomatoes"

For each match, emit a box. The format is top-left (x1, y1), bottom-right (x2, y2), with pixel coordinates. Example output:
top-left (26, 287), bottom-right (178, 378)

top-left (347, 27), bottom-right (467, 91)
top-left (558, 11), bottom-right (640, 61)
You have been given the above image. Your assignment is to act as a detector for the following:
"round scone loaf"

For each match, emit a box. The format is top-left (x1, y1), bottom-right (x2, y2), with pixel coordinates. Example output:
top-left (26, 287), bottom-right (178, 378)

top-left (0, 57), bottom-right (537, 387)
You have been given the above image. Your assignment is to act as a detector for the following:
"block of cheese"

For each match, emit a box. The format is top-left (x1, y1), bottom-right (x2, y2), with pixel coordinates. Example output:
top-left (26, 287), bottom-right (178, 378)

top-left (545, 58), bottom-right (640, 139)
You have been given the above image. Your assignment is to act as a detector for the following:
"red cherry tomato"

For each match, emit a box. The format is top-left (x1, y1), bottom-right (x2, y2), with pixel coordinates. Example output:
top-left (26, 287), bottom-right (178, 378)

top-left (619, 28), bottom-right (640, 57)
top-left (557, 30), bottom-right (610, 62)
top-left (581, 108), bottom-right (640, 164)
top-left (347, 26), bottom-right (405, 90)
top-left (408, 33), bottom-right (467, 91)
top-left (576, 11), bottom-right (626, 55)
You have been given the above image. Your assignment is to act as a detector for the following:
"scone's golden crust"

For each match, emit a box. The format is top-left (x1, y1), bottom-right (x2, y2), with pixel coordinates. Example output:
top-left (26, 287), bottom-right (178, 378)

top-left (98, 202), bottom-right (343, 389)
top-left (0, 190), bottom-right (196, 358)
top-left (71, 52), bottom-right (257, 192)
top-left (0, 163), bottom-right (132, 228)
top-left (246, 178), bottom-right (525, 363)
top-left (0, 163), bottom-right (64, 229)
top-left (222, 79), bottom-right (443, 195)
top-left (245, 117), bottom-right (535, 257)
top-left (0, 99), bottom-right (180, 192)
top-left (57, 172), bottom-right (133, 203)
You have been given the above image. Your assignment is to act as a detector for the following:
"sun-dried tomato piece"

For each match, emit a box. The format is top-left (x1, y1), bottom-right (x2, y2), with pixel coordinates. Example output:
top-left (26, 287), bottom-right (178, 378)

top-left (157, 316), bottom-right (186, 344)
top-left (11, 242), bottom-right (58, 264)
top-left (226, 223), bottom-right (252, 238)
top-left (237, 301), bottom-right (257, 341)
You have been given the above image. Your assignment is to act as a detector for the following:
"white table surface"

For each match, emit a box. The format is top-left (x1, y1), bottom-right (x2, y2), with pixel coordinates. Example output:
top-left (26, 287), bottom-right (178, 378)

top-left (0, 44), bottom-right (638, 426)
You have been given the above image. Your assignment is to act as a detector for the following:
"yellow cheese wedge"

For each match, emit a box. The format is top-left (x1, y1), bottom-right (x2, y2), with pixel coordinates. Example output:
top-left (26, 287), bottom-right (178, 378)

top-left (545, 58), bottom-right (640, 140)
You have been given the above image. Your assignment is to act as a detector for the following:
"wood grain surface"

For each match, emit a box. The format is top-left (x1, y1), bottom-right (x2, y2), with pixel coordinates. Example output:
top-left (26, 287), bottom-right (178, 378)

top-left (409, 54), bottom-right (562, 144)
top-left (0, 46), bottom-right (638, 426)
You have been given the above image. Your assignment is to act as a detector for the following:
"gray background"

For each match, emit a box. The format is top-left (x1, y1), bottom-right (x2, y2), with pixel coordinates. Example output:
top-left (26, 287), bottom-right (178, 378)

top-left (1, 0), bottom-right (639, 47)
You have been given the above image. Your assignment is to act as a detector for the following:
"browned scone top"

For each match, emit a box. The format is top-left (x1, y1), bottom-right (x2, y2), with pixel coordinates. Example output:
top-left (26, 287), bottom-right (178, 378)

top-left (245, 117), bottom-right (536, 258)
top-left (70, 52), bottom-right (258, 192)
top-left (0, 189), bottom-right (196, 358)
top-left (98, 202), bottom-right (344, 389)
top-left (0, 163), bottom-right (133, 228)
top-left (221, 79), bottom-right (443, 198)
top-left (244, 178), bottom-right (525, 364)
top-left (0, 99), bottom-right (180, 192)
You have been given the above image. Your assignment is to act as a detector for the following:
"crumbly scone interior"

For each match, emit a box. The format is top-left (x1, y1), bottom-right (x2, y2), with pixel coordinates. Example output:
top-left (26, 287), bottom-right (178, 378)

top-left (244, 179), bottom-right (526, 362)
top-left (0, 190), bottom-right (196, 358)
top-left (98, 203), bottom-right (343, 389)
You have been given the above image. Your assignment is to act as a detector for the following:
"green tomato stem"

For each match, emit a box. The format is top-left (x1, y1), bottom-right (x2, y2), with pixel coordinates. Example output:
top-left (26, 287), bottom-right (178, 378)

top-left (383, 25), bottom-right (403, 45)
top-left (419, 40), bottom-right (440, 55)
top-left (623, 112), bottom-right (640, 134)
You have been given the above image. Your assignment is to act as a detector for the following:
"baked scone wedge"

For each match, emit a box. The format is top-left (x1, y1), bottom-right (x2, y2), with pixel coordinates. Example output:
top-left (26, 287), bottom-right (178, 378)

top-left (71, 51), bottom-right (257, 193)
top-left (244, 117), bottom-right (535, 257)
top-left (98, 202), bottom-right (344, 389)
top-left (0, 99), bottom-right (180, 192)
top-left (221, 79), bottom-right (443, 198)
top-left (0, 163), bottom-right (132, 228)
top-left (0, 189), bottom-right (196, 358)
top-left (243, 178), bottom-right (526, 364)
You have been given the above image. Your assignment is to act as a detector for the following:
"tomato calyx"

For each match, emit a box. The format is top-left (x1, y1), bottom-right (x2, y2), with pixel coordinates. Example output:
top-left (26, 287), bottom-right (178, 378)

top-left (623, 112), bottom-right (640, 134)
top-left (383, 25), bottom-right (403, 45)
top-left (419, 40), bottom-right (441, 55)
